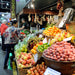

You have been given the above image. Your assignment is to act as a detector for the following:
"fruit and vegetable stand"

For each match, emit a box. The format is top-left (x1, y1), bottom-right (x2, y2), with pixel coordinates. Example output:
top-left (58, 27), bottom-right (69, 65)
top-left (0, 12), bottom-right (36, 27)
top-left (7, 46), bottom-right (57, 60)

top-left (14, 23), bottom-right (75, 75)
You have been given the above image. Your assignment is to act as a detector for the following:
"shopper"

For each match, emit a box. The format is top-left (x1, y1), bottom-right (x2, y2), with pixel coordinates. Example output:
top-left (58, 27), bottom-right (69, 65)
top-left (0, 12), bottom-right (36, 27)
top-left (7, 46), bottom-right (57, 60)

top-left (0, 27), bottom-right (1, 32)
top-left (21, 18), bottom-right (30, 30)
top-left (3, 20), bottom-right (20, 69)
top-left (0, 20), bottom-right (8, 51)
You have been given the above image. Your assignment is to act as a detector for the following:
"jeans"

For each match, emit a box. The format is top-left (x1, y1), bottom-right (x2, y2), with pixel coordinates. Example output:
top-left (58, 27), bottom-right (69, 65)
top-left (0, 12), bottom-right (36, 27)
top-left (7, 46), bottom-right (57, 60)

top-left (1, 36), bottom-right (6, 51)
top-left (4, 44), bottom-right (15, 66)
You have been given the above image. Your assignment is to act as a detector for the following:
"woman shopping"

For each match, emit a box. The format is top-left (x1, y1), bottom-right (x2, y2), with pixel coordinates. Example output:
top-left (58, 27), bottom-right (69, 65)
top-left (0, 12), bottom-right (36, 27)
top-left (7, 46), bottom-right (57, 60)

top-left (3, 20), bottom-right (20, 69)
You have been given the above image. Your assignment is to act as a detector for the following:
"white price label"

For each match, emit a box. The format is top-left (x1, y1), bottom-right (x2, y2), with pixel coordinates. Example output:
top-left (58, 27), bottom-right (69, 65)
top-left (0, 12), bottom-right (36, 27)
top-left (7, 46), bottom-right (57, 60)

top-left (44, 67), bottom-right (61, 75)
top-left (39, 34), bottom-right (43, 38)
top-left (34, 53), bottom-right (38, 62)
top-left (63, 37), bottom-right (72, 41)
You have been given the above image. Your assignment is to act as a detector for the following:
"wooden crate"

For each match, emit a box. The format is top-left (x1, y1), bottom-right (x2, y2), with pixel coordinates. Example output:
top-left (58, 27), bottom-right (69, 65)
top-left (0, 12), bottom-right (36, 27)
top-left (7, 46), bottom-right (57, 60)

top-left (17, 67), bottom-right (31, 75)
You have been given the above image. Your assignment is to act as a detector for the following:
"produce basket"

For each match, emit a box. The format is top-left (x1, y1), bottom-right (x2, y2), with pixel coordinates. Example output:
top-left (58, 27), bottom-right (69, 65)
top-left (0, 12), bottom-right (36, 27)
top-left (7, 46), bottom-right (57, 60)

top-left (14, 52), bottom-right (35, 75)
top-left (42, 55), bottom-right (75, 75)
top-left (17, 67), bottom-right (32, 75)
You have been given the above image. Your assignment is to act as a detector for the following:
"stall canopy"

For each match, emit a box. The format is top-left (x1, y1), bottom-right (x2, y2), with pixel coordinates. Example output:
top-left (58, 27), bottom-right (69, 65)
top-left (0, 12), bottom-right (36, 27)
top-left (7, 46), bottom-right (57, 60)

top-left (34, 0), bottom-right (72, 10)
top-left (16, 0), bottom-right (31, 14)
top-left (16, 0), bottom-right (73, 15)
top-left (35, 0), bottom-right (57, 10)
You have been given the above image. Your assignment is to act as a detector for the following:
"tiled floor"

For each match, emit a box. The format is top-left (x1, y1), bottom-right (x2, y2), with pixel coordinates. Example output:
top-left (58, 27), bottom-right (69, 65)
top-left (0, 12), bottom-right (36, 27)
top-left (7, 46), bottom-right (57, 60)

top-left (0, 46), bottom-right (13, 75)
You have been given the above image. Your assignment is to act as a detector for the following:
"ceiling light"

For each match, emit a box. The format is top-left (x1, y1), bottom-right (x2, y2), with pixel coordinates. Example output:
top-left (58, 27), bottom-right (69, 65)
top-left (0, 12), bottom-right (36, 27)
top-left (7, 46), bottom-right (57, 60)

top-left (6, 3), bottom-right (9, 6)
top-left (2, 14), bottom-right (4, 16)
top-left (31, 4), bottom-right (34, 8)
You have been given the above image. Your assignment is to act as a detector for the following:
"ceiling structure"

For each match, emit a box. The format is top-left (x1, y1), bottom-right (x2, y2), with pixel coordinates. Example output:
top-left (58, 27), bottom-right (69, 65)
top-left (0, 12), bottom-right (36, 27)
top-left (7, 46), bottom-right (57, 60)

top-left (34, 0), bottom-right (73, 11)
top-left (0, 0), bottom-right (74, 13)
top-left (0, 0), bottom-right (10, 12)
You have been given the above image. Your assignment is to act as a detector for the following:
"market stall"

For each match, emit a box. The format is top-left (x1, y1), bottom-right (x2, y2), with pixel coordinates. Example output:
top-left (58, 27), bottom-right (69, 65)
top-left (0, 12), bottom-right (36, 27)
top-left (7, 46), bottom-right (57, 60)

top-left (13, 0), bottom-right (75, 75)
top-left (14, 16), bottom-right (75, 75)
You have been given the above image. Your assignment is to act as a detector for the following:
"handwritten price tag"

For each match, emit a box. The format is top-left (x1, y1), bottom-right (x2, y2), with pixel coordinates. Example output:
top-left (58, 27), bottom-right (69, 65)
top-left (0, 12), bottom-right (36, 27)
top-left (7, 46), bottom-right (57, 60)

top-left (44, 67), bottom-right (61, 75)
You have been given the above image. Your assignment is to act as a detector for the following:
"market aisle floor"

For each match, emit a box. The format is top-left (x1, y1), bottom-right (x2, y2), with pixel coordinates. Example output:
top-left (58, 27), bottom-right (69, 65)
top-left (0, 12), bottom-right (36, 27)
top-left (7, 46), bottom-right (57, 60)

top-left (0, 46), bottom-right (13, 75)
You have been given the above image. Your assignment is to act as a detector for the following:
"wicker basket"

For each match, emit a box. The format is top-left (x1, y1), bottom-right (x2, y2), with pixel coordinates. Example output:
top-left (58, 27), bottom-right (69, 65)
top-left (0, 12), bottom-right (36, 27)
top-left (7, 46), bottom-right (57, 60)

top-left (17, 67), bottom-right (32, 75)
top-left (14, 52), bottom-right (34, 75)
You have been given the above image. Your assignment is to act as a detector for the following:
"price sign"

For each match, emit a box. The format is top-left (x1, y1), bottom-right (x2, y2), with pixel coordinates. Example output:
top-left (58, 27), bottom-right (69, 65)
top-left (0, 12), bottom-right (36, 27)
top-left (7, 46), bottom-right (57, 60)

top-left (63, 37), bottom-right (72, 41)
top-left (33, 54), bottom-right (38, 62)
top-left (44, 67), bottom-right (61, 75)
top-left (39, 34), bottom-right (43, 38)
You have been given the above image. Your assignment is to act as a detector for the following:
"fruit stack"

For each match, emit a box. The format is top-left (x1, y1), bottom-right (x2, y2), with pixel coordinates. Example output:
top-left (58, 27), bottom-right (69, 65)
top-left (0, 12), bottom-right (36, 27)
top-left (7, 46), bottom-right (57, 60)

top-left (43, 41), bottom-right (75, 61)
top-left (71, 36), bottom-right (75, 45)
top-left (26, 62), bottom-right (47, 75)
top-left (37, 43), bottom-right (50, 53)
top-left (50, 31), bottom-right (73, 45)
top-left (43, 26), bottom-right (61, 37)
top-left (17, 52), bottom-right (35, 68)
top-left (27, 36), bottom-right (42, 50)
top-left (31, 42), bottom-right (43, 54)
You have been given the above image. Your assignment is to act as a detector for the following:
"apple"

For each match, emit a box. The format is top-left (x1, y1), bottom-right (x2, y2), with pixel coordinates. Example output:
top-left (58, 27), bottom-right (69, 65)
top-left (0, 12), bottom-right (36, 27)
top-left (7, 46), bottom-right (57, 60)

top-left (24, 56), bottom-right (27, 60)
top-left (27, 70), bottom-right (31, 74)
top-left (21, 65), bottom-right (25, 68)
top-left (18, 63), bottom-right (22, 67)
top-left (22, 60), bottom-right (26, 65)
top-left (19, 59), bottom-right (23, 64)
top-left (26, 60), bottom-right (29, 64)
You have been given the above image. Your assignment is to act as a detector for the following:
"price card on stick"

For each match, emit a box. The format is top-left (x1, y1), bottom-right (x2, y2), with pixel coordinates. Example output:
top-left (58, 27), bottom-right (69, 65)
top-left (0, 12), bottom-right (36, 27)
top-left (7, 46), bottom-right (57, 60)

top-left (44, 67), bottom-right (61, 75)
top-left (33, 54), bottom-right (38, 62)
top-left (63, 37), bottom-right (72, 41)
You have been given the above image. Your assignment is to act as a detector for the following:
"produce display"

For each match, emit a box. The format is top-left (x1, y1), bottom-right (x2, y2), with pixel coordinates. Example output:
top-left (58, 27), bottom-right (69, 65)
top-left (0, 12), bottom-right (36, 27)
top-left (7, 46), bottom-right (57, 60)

top-left (15, 44), bottom-right (27, 53)
top-left (27, 36), bottom-right (43, 50)
top-left (43, 41), bottom-right (75, 61)
top-left (31, 42), bottom-right (43, 54)
top-left (16, 52), bottom-right (35, 68)
top-left (26, 62), bottom-right (47, 75)
top-left (71, 36), bottom-right (75, 45)
top-left (37, 43), bottom-right (50, 52)
top-left (50, 31), bottom-right (72, 45)
top-left (15, 34), bottom-right (35, 53)
top-left (14, 23), bottom-right (75, 75)
top-left (21, 30), bottom-right (30, 35)
top-left (43, 26), bottom-right (61, 36)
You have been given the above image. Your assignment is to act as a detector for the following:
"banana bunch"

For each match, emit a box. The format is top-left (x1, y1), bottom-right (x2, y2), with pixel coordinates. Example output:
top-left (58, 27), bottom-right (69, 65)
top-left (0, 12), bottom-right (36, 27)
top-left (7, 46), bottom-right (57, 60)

top-left (71, 36), bottom-right (75, 45)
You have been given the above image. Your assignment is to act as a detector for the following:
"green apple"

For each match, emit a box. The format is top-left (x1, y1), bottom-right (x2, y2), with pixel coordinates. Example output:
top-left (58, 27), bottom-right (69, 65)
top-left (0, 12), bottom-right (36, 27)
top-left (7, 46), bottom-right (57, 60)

top-left (24, 56), bottom-right (27, 60)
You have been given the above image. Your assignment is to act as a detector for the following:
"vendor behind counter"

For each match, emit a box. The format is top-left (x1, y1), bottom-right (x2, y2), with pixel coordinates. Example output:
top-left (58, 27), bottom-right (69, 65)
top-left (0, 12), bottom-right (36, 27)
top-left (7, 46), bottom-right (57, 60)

top-left (36, 15), bottom-right (47, 29)
top-left (21, 18), bottom-right (30, 30)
